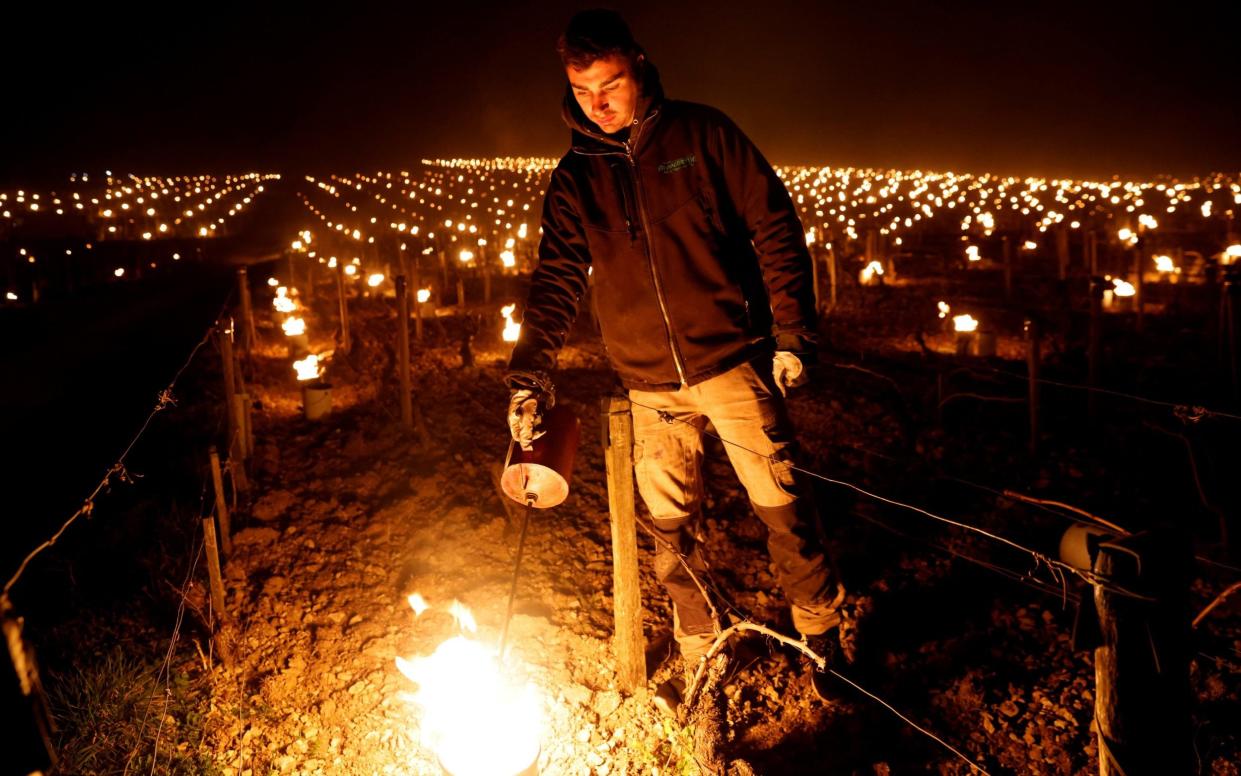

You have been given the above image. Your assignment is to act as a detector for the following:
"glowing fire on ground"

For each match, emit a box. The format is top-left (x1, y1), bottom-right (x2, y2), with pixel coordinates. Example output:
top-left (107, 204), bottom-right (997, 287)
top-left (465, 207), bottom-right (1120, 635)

top-left (953, 313), bottom-right (979, 333)
top-left (395, 595), bottom-right (542, 776)
top-left (417, 287), bottom-right (432, 303)
top-left (501, 304), bottom-right (521, 343)
top-left (859, 259), bottom-right (884, 284)
top-left (293, 354), bottom-right (322, 381)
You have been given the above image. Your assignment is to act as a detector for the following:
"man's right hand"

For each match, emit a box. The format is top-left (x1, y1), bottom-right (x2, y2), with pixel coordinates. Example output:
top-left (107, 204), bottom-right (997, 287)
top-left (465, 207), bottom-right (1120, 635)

top-left (507, 388), bottom-right (552, 451)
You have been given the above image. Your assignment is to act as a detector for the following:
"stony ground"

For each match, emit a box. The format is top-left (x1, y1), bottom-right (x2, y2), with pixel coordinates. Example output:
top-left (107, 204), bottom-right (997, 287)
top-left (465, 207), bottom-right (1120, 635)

top-left (169, 282), bottom-right (1241, 775)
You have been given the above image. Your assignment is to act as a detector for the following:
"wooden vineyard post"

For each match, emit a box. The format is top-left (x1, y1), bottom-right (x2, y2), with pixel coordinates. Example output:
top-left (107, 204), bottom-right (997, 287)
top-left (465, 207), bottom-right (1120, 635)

top-left (1025, 317), bottom-right (1040, 457)
top-left (336, 258), bottom-right (351, 355)
top-left (1002, 235), bottom-right (1013, 301)
top-left (218, 320), bottom-right (238, 459)
top-left (395, 275), bottom-right (413, 428)
top-left (208, 446), bottom-right (232, 555)
top-left (237, 267), bottom-right (255, 354)
top-left (1056, 226), bottom-right (1070, 281)
top-left (413, 247), bottom-right (425, 342)
top-left (1091, 529), bottom-right (1192, 776)
top-left (202, 515), bottom-right (228, 622)
top-left (1088, 276), bottom-right (1104, 420)
top-left (810, 244), bottom-right (822, 315)
top-left (601, 395), bottom-right (645, 695)
top-left (826, 243), bottom-right (838, 312)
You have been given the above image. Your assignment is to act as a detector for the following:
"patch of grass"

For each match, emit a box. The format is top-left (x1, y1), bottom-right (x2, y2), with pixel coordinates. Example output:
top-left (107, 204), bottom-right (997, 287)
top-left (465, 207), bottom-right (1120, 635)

top-left (45, 646), bottom-right (219, 775)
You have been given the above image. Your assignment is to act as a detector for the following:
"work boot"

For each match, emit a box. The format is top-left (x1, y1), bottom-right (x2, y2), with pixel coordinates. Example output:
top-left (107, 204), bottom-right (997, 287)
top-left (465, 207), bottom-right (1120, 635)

top-left (652, 660), bottom-right (697, 718)
top-left (800, 631), bottom-right (840, 703)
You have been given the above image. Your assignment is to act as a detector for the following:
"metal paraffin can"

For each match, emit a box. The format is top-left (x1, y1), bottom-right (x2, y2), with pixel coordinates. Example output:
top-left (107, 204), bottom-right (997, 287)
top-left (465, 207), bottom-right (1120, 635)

top-left (500, 404), bottom-right (579, 508)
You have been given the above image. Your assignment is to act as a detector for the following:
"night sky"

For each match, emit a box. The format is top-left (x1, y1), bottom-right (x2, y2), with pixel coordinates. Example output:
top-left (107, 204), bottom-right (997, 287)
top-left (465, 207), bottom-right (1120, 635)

top-left (4, 0), bottom-right (1239, 182)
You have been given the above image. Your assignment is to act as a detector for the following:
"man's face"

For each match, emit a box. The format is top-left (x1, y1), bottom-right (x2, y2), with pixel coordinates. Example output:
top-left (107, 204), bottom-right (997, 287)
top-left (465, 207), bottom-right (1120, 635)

top-left (567, 53), bottom-right (642, 135)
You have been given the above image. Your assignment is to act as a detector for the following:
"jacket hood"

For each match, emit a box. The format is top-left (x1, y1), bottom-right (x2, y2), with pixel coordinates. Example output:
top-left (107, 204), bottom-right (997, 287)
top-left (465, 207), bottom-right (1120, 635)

top-left (561, 59), bottom-right (666, 151)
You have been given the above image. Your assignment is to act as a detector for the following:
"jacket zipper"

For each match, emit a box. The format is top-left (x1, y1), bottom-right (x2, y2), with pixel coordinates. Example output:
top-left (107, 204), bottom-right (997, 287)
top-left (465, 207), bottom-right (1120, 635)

top-left (624, 111), bottom-right (688, 386)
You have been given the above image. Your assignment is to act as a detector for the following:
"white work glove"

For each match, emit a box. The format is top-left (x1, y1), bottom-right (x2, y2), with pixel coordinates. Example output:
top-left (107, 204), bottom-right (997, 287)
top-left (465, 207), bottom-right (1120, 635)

top-left (772, 351), bottom-right (808, 396)
top-left (507, 388), bottom-right (552, 451)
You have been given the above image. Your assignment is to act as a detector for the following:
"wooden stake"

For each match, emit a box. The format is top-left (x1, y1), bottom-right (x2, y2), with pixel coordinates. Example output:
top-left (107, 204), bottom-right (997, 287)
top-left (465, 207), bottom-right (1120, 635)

top-left (1056, 226), bottom-right (1070, 281)
top-left (218, 321), bottom-right (237, 457)
top-left (414, 251), bottom-right (424, 342)
top-left (1091, 529), bottom-right (1192, 776)
top-left (1133, 247), bottom-right (1145, 334)
top-left (209, 446), bottom-right (232, 555)
top-left (395, 275), bottom-right (413, 428)
top-left (1025, 318), bottom-right (1040, 457)
top-left (827, 244), bottom-right (838, 312)
top-left (1002, 235), bottom-right (1013, 301)
top-left (601, 395), bottom-right (645, 694)
top-left (810, 243), bottom-right (822, 315)
top-left (1088, 276), bottom-right (1104, 420)
top-left (237, 267), bottom-right (255, 354)
top-left (336, 260), bottom-right (351, 354)
top-left (202, 517), bottom-right (227, 622)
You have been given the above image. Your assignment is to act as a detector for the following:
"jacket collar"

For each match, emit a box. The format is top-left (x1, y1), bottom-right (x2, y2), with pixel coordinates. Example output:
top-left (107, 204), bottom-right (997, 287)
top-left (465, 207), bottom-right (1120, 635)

top-left (564, 60), bottom-right (666, 156)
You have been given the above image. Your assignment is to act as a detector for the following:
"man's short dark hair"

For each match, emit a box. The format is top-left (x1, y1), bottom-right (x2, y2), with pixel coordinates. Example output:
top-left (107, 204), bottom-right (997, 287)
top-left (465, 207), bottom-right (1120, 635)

top-left (556, 9), bottom-right (644, 70)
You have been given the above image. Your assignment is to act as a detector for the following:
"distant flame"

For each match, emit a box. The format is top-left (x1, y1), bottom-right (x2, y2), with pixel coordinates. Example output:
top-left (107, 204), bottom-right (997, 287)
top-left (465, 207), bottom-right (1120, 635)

top-left (293, 354), bottom-right (321, 381)
top-left (417, 288), bottom-right (432, 303)
top-left (501, 304), bottom-right (521, 342)
top-left (367, 272), bottom-right (385, 287)
top-left (1112, 278), bottom-right (1136, 297)
top-left (1223, 244), bottom-right (1241, 265)
top-left (1153, 255), bottom-right (1178, 274)
top-left (965, 245), bottom-right (981, 262)
top-left (395, 595), bottom-right (542, 776)
top-left (500, 250), bottom-right (516, 268)
top-left (953, 313), bottom-right (979, 333)
top-left (274, 286), bottom-right (298, 314)
top-left (282, 316), bottom-right (306, 336)
top-left (859, 260), bottom-right (884, 285)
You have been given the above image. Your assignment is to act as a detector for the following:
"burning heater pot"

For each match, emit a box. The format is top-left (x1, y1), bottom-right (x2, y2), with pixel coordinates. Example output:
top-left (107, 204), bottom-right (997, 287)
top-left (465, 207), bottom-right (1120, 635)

top-left (294, 354), bottom-right (331, 420)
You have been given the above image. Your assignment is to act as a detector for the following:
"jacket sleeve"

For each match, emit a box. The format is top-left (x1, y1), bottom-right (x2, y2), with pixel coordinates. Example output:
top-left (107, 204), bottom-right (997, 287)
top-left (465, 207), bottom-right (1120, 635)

top-left (505, 165), bottom-right (592, 386)
top-left (709, 111), bottom-right (818, 352)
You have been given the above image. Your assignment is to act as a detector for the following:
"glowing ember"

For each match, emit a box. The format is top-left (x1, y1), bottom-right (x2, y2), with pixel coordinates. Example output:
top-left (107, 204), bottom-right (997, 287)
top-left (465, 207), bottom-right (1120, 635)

top-left (396, 596), bottom-right (542, 776)
top-left (293, 354), bottom-right (322, 381)
top-left (1224, 244), bottom-right (1241, 265)
top-left (965, 245), bottom-right (981, 262)
top-left (859, 260), bottom-right (884, 284)
top-left (937, 300), bottom-right (951, 319)
top-left (459, 249), bottom-right (475, 263)
top-left (282, 316), bottom-right (306, 336)
top-left (274, 287), bottom-right (298, 314)
top-left (367, 272), bottom-right (385, 287)
top-left (500, 250), bottom-right (517, 268)
top-left (113, 267), bottom-right (125, 277)
top-left (501, 304), bottom-right (521, 343)
top-left (953, 313), bottom-right (979, 333)
top-left (1112, 278), bottom-right (1136, 297)
top-left (1023, 240), bottom-right (1038, 250)
top-left (417, 287), bottom-right (432, 303)
top-left (1153, 255), bottom-right (1178, 274)
top-left (344, 264), bottom-right (358, 276)
top-left (267, 277), bottom-right (279, 287)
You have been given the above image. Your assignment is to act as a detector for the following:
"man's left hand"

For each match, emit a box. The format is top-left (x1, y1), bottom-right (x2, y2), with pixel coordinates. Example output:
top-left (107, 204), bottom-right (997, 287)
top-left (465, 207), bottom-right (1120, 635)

top-left (772, 351), bottom-right (808, 396)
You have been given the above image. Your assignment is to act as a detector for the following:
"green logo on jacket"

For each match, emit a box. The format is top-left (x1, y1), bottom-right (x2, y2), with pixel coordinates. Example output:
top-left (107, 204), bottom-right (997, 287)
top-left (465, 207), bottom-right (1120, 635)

top-left (657, 154), bottom-right (696, 174)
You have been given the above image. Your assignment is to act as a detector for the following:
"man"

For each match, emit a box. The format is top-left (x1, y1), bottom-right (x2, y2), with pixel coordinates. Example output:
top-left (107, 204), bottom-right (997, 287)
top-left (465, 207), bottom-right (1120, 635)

top-left (505, 9), bottom-right (844, 703)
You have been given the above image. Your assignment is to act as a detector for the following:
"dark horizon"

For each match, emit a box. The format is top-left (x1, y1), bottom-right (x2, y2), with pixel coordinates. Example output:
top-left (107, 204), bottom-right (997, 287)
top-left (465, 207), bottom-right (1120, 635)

top-left (4, 0), bottom-right (1239, 184)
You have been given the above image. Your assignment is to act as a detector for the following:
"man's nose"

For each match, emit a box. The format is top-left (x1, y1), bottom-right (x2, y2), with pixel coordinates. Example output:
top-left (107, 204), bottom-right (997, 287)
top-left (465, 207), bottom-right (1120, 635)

top-left (593, 95), bottom-right (610, 114)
